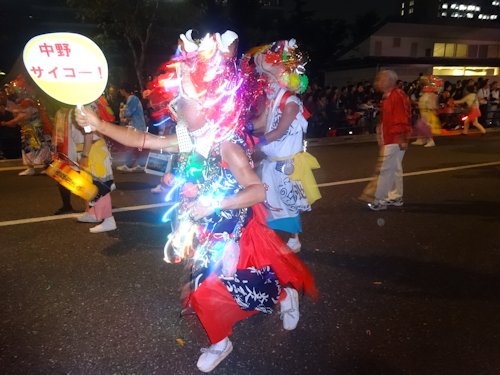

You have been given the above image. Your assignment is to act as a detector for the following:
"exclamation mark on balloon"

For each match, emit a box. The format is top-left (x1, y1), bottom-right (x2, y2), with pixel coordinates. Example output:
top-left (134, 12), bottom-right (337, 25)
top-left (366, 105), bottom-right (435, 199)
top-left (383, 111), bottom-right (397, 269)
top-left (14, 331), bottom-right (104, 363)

top-left (98, 67), bottom-right (102, 79)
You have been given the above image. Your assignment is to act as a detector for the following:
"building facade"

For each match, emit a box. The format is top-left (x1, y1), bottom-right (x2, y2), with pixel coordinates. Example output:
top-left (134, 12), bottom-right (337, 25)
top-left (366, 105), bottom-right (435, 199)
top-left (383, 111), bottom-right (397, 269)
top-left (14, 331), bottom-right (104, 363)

top-left (400, 0), bottom-right (499, 21)
top-left (324, 21), bottom-right (500, 86)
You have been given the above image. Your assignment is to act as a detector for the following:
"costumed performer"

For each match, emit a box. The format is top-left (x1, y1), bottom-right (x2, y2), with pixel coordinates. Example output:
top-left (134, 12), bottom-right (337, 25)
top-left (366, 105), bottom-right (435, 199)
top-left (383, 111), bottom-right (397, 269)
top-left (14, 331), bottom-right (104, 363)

top-left (454, 84), bottom-right (487, 135)
top-left (52, 96), bottom-right (117, 232)
top-left (412, 75), bottom-right (443, 148)
top-left (3, 75), bottom-right (52, 176)
top-left (74, 29), bottom-right (317, 373)
top-left (242, 39), bottom-right (321, 253)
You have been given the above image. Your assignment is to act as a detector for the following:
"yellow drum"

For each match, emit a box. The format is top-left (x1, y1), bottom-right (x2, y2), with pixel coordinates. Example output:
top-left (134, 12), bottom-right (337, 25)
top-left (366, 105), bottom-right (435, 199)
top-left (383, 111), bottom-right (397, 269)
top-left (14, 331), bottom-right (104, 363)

top-left (46, 157), bottom-right (98, 201)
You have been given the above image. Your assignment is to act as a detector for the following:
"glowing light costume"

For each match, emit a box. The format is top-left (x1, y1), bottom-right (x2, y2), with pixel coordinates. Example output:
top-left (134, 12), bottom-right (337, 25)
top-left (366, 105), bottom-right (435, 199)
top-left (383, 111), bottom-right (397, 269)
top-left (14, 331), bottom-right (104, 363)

top-left (151, 30), bottom-right (317, 345)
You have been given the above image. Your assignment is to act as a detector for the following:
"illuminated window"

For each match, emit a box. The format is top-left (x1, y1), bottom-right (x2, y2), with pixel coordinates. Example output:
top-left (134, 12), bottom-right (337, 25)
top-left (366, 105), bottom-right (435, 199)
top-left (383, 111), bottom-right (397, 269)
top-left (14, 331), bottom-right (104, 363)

top-left (441, 11), bottom-right (448, 16)
top-left (456, 44), bottom-right (467, 57)
top-left (401, 9), bottom-right (405, 15)
top-left (442, 3), bottom-right (448, 9)
top-left (432, 66), bottom-right (499, 77)
top-left (409, 0), bottom-right (414, 5)
top-left (434, 43), bottom-right (500, 58)
top-left (409, 7), bottom-right (414, 13)
top-left (451, 3), bottom-right (457, 9)
top-left (445, 44), bottom-right (455, 57)
top-left (467, 12), bottom-right (473, 18)
top-left (433, 43), bottom-right (445, 57)
top-left (401, 2), bottom-right (405, 8)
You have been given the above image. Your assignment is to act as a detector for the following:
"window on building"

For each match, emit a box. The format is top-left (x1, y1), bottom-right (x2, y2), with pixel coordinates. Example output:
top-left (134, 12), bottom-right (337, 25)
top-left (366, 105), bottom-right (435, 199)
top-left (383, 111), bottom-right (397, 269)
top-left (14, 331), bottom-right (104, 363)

top-left (259, 0), bottom-right (282, 6)
top-left (468, 45), bottom-right (478, 58)
top-left (374, 41), bottom-right (382, 56)
top-left (456, 44), bottom-right (467, 57)
top-left (393, 37), bottom-right (401, 47)
top-left (433, 43), bottom-right (445, 57)
top-left (410, 42), bottom-right (418, 57)
top-left (487, 45), bottom-right (499, 58)
top-left (445, 43), bottom-right (455, 57)
top-left (478, 45), bottom-right (488, 58)
top-left (434, 42), bottom-right (499, 58)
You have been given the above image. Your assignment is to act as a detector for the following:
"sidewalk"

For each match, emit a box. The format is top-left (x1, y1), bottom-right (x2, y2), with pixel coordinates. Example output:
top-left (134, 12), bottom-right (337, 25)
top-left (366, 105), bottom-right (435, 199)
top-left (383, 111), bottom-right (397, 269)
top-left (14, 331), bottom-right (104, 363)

top-left (306, 126), bottom-right (500, 147)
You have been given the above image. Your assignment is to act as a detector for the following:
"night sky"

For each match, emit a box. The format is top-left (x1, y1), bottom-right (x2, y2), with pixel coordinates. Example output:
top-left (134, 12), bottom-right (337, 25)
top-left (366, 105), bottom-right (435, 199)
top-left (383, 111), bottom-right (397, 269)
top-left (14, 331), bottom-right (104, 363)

top-left (304, 0), bottom-right (401, 20)
top-left (0, 0), bottom-right (403, 73)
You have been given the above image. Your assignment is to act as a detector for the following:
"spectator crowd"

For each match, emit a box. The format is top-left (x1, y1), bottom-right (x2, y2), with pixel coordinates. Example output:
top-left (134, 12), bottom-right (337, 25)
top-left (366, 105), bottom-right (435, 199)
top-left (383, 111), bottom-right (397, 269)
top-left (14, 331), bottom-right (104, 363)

top-left (302, 76), bottom-right (499, 138)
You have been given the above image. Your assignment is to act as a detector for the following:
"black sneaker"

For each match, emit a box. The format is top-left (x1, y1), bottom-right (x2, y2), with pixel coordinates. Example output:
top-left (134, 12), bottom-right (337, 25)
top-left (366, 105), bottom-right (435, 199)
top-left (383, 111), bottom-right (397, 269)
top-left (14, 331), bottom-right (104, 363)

top-left (367, 201), bottom-right (387, 211)
top-left (386, 198), bottom-right (404, 207)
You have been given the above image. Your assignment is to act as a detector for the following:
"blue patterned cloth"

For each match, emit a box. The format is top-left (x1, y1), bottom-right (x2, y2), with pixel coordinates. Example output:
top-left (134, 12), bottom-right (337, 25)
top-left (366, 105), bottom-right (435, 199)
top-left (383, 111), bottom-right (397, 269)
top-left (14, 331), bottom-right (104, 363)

top-left (220, 266), bottom-right (281, 314)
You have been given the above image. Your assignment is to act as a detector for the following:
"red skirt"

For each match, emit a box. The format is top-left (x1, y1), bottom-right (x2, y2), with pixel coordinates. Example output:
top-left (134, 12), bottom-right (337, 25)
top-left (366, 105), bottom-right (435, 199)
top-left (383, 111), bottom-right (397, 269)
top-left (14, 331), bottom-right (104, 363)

top-left (467, 107), bottom-right (481, 121)
top-left (190, 204), bottom-right (318, 344)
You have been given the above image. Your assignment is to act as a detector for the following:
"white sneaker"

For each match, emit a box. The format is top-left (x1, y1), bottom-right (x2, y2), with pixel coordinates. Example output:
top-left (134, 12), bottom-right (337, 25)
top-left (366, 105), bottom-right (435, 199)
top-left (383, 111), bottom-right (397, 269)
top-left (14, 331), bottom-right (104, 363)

top-left (132, 165), bottom-right (144, 172)
top-left (116, 165), bottom-right (133, 172)
top-left (424, 139), bottom-right (436, 147)
top-left (286, 237), bottom-right (301, 253)
top-left (151, 184), bottom-right (166, 193)
top-left (77, 213), bottom-right (100, 223)
top-left (197, 337), bottom-right (233, 373)
top-left (89, 216), bottom-right (116, 233)
top-left (18, 168), bottom-right (35, 176)
top-left (280, 287), bottom-right (300, 330)
top-left (411, 139), bottom-right (425, 146)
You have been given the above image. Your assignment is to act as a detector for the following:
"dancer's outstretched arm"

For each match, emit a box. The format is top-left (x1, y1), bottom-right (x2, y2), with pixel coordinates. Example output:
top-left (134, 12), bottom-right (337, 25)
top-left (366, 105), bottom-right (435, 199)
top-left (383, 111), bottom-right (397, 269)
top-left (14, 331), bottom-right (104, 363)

top-left (75, 106), bottom-right (179, 153)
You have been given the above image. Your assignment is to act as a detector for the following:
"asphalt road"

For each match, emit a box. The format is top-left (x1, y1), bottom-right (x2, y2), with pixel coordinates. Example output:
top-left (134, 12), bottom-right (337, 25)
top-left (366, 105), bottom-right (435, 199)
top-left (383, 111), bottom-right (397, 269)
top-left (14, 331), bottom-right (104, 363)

top-left (1, 131), bottom-right (500, 375)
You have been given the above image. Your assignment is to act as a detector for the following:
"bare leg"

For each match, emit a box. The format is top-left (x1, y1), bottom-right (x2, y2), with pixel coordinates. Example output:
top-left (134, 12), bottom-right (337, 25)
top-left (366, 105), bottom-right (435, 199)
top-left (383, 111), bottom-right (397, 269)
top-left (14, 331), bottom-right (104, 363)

top-left (472, 119), bottom-right (486, 134)
top-left (462, 119), bottom-right (470, 134)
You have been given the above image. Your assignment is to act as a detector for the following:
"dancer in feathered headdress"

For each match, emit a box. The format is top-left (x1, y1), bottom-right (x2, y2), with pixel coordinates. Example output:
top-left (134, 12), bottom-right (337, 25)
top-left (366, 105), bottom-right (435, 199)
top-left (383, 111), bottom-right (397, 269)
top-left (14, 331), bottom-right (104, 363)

top-left (412, 75), bottom-right (443, 147)
top-left (242, 39), bottom-right (321, 253)
top-left (74, 29), bottom-right (316, 372)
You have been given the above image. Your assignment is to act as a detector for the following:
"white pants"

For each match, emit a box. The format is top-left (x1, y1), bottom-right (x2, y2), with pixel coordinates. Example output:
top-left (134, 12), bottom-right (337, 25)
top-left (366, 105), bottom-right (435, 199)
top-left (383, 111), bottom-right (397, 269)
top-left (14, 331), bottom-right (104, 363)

top-left (362, 144), bottom-right (406, 202)
top-left (375, 144), bottom-right (405, 201)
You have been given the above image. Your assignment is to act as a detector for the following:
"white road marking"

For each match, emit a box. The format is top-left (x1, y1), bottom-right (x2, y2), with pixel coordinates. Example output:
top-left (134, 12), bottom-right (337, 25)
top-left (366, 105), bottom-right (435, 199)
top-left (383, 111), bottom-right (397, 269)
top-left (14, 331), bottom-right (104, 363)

top-left (317, 161), bottom-right (500, 187)
top-left (0, 203), bottom-right (173, 227)
top-left (1, 160), bottom-right (499, 227)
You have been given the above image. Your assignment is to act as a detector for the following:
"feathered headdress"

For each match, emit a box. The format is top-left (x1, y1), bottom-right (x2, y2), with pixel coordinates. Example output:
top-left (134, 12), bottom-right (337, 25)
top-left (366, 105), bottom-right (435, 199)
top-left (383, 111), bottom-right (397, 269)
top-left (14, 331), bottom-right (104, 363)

top-left (421, 75), bottom-right (444, 93)
top-left (147, 29), bottom-right (244, 146)
top-left (242, 39), bottom-right (309, 95)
